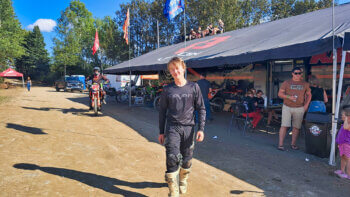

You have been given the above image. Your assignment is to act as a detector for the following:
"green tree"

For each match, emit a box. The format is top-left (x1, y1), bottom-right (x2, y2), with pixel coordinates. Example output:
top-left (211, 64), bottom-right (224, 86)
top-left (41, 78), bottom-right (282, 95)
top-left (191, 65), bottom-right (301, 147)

top-left (239, 0), bottom-right (270, 27)
top-left (0, 0), bottom-right (25, 70)
top-left (52, 0), bottom-right (95, 76)
top-left (16, 26), bottom-right (50, 79)
top-left (271, 0), bottom-right (296, 20)
top-left (95, 16), bottom-right (128, 67)
top-left (292, 0), bottom-right (318, 16)
top-left (272, 0), bottom-right (335, 20)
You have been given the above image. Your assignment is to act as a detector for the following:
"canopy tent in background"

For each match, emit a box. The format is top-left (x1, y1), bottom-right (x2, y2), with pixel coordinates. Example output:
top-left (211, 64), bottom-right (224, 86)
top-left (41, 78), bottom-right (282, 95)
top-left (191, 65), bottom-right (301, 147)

top-left (0, 68), bottom-right (24, 88)
top-left (105, 3), bottom-right (350, 166)
top-left (105, 3), bottom-right (350, 75)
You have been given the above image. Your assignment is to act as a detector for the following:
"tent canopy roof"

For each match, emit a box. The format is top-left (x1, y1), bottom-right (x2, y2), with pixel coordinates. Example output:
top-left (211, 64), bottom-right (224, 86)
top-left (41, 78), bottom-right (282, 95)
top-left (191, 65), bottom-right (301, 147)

top-left (105, 3), bottom-right (350, 75)
top-left (0, 68), bottom-right (23, 77)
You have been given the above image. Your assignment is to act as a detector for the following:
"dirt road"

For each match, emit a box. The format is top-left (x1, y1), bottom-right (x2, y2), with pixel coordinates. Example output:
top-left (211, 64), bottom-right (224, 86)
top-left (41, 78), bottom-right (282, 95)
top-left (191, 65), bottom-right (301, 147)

top-left (0, 87), bottom-right (265, 197)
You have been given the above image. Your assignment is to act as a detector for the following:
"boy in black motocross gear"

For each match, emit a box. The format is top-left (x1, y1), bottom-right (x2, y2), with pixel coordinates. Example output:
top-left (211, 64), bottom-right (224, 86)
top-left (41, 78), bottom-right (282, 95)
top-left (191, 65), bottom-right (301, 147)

top-left (158, 57), bottom-right (206, 197)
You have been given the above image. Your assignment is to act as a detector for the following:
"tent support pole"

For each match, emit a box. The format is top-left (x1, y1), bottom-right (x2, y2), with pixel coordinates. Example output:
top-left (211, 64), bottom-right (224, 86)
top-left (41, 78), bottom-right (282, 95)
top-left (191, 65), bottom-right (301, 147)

top-left (329, 49), bottom-right (337, 166)
top-left (330, 48), bottom-right (347, 166)
top-left (329, 0), bottom-right (337, 166)
top-left (22, 76), bottom-right (24, 88)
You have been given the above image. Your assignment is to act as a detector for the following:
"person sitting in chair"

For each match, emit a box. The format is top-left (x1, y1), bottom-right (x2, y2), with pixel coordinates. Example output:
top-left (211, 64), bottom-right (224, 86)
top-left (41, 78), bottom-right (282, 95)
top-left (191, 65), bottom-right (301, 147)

top-left (196, 27), bottom-right (203, 39)
top-left (218, 19), bottom-right (224, 34)
top-left (242, 90), bottom-right (262, 129)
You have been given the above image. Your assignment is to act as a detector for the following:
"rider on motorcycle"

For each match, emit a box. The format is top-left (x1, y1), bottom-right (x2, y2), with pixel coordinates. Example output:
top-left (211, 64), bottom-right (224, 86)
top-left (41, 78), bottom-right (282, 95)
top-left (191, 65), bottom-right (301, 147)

top-left (86, 67), bottom-right (109, 109)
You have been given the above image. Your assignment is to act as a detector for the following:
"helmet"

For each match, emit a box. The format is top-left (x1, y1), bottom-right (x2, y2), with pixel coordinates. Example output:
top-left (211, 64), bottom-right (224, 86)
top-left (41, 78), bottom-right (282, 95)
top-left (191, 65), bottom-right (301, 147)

top-left (93, 67), bottom-right (100, 72)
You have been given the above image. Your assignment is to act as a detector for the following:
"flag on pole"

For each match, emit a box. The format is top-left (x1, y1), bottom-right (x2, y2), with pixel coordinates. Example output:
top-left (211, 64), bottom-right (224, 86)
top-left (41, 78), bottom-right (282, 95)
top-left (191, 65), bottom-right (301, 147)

top-left (163, 0), bottom-right (185, 21)
top-left (123, 9), bottom-right (130, 45)
top-left (92, 29), bottom-right (99, 55)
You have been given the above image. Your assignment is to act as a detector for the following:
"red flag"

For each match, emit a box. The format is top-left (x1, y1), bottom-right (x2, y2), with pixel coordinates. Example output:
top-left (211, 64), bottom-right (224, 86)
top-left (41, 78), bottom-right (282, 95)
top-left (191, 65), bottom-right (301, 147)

top-left (92, 29), bottom-right (99, 55)
top-left (123, 9), bottom-right (129, 45)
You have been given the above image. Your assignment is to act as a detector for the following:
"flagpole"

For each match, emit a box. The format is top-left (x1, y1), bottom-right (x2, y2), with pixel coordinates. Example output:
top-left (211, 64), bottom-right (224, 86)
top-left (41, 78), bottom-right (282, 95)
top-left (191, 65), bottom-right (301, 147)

top-left (157, 20), bottom-right (160, 49)
top-left (184, 5), bottom-right (186, 47)
top-left (128, 9), bottom-right (132, 108)
top-left (184, 4), bottom-right (187, 78)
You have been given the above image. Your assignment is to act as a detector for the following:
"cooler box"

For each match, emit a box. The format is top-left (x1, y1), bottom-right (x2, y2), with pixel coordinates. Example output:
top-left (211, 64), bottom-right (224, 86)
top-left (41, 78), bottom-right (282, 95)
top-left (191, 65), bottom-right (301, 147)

top-left (304, 112), bottom-right (331, 158)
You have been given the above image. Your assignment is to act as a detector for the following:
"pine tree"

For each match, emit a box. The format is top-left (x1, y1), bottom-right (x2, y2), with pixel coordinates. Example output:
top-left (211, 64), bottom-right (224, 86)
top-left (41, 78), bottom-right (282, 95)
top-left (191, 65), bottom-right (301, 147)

top-left (16, 26), bottom-right (50, 79)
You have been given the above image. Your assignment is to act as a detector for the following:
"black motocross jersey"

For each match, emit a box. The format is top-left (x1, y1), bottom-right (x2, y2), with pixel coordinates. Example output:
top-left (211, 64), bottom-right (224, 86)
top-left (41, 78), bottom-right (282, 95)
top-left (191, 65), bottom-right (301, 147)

top-left (159, 81), bottom-right (206, 134)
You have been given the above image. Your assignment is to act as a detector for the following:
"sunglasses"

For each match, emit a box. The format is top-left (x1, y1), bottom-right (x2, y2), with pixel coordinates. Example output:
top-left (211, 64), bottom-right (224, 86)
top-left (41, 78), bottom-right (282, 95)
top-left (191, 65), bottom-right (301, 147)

top-left (293, 72), bottom-right (302, 75)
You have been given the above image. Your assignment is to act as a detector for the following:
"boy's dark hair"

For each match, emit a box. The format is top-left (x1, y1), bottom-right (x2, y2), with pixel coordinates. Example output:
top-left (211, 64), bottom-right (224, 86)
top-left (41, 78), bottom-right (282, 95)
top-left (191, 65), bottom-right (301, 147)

top-left (257, 90), bottom-right (263, 94)
top-left (201, 73), bottom-right (207, 77)
top-left (292, 67), bottom-right (302, 73)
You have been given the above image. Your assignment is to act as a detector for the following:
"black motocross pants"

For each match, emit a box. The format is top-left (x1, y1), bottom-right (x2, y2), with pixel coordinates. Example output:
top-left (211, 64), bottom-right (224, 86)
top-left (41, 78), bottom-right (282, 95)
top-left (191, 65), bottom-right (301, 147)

top-left (165, 124), bottom-right (195, 173)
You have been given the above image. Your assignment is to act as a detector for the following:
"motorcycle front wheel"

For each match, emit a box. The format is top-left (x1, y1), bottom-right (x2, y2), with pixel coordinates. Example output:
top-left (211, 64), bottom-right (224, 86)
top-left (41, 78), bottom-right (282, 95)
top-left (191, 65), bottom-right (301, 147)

top-left (94, 98), bottom-right (98, 116)
top-left (210, 97), bottom-right (225, 112)
top-left (153, 96), bottom-right (161, 111)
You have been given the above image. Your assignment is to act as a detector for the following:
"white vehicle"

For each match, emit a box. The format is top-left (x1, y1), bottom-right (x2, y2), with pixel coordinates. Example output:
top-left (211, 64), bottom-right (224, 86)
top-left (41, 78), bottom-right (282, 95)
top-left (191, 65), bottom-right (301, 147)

top-left (105, 74), bottom-right (141, 91)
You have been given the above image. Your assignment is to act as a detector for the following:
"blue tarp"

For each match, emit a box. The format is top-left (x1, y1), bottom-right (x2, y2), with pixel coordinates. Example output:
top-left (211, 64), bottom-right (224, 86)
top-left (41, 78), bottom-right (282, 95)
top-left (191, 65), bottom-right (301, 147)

top-left (105, 3), bottom-right (350, 75)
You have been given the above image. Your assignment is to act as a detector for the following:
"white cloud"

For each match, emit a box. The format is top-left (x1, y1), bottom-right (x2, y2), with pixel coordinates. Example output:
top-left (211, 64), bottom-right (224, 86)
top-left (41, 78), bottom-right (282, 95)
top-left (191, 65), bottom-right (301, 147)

top-left (27, 19), bottom-right (57, 32)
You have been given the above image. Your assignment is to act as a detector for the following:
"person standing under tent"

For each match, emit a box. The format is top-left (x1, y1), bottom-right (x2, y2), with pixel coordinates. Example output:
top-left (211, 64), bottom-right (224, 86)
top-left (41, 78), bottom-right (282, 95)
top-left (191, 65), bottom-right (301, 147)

top-left (308, 75), bottom-right (328, 113)
top-left (197, 73), bottom-right (212, 122)
top-left (277, 67), bottom-right (312, 151)
top-left (158, 57), bottom-right (206, 197)
top-left (26, 77), bottom-right (32, 92)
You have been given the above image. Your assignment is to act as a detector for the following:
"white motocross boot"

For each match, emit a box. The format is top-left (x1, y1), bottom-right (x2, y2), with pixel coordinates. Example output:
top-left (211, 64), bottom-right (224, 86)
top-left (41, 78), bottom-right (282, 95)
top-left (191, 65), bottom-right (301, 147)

top-left (179, 167), bottom-right (191, 194)
top-left (165, 171), bottom-right (179, 197)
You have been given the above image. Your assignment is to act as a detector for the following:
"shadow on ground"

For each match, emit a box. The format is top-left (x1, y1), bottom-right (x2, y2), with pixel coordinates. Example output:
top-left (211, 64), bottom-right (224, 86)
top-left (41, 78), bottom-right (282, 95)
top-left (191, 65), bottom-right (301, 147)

top-left (6, 123), bottom-right (47, 135)
top-left (21, 106), bottom-right (106, 117)
top-left (13, 163), bottom-right (166, 196)
top-left (231, 190), bottom-right (264, 195)
top-left (66, 93), bottom-right (350, 196)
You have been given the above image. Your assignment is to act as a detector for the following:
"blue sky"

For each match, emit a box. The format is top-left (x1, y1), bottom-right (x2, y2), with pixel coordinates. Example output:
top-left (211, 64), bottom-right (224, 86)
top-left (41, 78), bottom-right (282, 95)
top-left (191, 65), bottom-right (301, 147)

top-left (12, 0), bottom-right (124, 55)
top-left (12, 0), bottom-right (350, 56)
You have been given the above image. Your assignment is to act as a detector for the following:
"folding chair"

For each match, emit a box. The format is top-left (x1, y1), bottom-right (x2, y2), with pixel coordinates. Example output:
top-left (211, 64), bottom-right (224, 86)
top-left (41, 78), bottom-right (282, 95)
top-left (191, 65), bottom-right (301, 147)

top-left (228, 102), bottom-right (253, 135)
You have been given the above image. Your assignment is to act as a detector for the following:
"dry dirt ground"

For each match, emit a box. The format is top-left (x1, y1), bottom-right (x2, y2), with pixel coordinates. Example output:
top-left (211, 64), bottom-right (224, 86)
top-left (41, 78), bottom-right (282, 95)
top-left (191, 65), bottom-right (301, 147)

top-left (0, 87), bottom-right (349, 197)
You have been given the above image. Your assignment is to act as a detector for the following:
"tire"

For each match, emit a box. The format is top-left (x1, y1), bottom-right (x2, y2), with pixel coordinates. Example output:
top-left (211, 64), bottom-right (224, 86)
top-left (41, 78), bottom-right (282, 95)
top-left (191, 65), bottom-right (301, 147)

top-left (94, 98), bottom-right (98, 116)
top-left (211, 97), bottom-right (225, 112)
top-left (115, 94), bottom-right (119, 102)
top-left (153, 96), bottom-right (161, 111)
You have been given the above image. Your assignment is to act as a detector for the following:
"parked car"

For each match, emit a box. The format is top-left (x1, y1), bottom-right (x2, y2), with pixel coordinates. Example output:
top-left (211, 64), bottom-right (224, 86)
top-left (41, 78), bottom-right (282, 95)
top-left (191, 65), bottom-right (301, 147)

top-left (55, 79), bottom-right (66, 92)
top-left (66, 80), bottom-right (84, 92)
top-left (55, 79), bottom-right (84, 92)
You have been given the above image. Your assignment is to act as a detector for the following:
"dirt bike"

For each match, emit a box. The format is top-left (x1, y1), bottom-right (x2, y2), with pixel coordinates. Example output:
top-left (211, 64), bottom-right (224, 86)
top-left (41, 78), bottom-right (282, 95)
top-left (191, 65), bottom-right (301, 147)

top-left (209, 88), bottom-right (225, 112)
top-left (153, 84), bottom-right (167, 111)
top-left (87, 81), bottom-right (107, 116)
top-left (116, 86), bottom-right (129, 103)
top-left (209, 80), bottom-right (244, 112)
